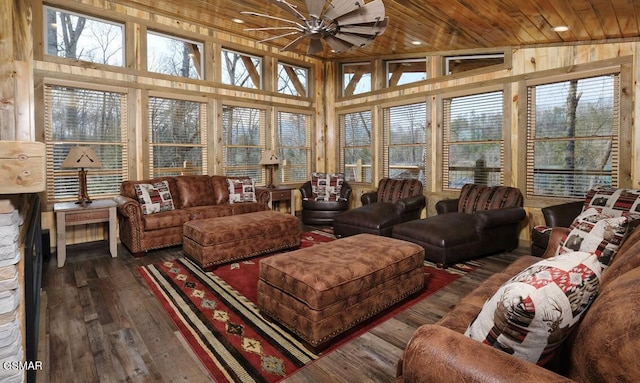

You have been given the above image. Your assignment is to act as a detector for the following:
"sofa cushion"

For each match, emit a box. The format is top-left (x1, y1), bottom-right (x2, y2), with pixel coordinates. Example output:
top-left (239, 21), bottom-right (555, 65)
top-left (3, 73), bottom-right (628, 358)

top-left (227, 177), bottom-right (257, 203)
top-left (134, 181), bottom-right (175, 215)
top-left (376, 178), bottom-right (423, 203)
top-left (465, 251), bottom-right (602, 366)
top-left (457, 184), bottom-right (523, 214)
top-left (555, 207), bottom-right (631, 267)
top-left (175, 175), bottom-right (216, 208)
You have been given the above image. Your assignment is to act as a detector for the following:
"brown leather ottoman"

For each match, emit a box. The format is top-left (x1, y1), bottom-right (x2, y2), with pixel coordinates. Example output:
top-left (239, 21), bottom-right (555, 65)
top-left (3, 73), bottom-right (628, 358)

top-left (183, 210), bottom-right (300, 270)
top-left (257, 233), bottom-right (425, 351)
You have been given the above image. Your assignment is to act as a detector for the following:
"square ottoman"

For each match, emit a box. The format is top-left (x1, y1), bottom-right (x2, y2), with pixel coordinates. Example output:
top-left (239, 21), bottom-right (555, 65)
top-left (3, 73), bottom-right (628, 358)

top-left (257, 233), bottom-right (425, 352)
top-left (183, 210), bottom-right (300, 270)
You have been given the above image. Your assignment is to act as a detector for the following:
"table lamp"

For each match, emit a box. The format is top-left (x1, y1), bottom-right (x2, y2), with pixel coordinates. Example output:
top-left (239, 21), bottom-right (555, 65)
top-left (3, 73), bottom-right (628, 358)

top-left (61, 146), bottom-right (102, 204)
top-left (260, 150), bottom-right (280, 189)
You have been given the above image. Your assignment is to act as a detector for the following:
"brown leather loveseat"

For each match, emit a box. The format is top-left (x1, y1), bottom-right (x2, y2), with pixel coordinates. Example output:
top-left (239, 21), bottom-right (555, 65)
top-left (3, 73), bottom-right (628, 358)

top-left (395, 209), bottom-right (640, 382)
top-left (114, 175), bottom-right (269, 256)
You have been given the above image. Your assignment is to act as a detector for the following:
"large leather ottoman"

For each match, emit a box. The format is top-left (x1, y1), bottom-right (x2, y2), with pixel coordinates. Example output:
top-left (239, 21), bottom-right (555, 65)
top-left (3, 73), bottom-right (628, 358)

top-left (257, 233), bottom-right (425, 351)
top-left (183, 210), bottom-right (300, 270)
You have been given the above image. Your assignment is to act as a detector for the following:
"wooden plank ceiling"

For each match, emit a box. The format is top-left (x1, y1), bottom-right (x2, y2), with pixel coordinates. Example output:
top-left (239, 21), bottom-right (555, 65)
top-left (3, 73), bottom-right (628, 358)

top-left (121, 0), bottom-right (640, 59)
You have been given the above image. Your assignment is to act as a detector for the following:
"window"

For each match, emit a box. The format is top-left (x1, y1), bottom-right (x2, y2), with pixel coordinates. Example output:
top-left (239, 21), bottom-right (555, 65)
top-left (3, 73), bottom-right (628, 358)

top-left (342, 62), bottom-right (372, 96)
top-left (44, 6), bottom-right (124, 66)
top-left (44, 84), bottom-right (127, 202)
top-left (443, 91), bottom-right (503, 189)
top-left (383, 102), bottom-right (427, 184)
top-left (147, 32), bottom-right (203, 79)
top-left (221, 49), bottom-right (262, 89)
top-left (148, 96), bottom-right (207, 177)
top-left (527, 74), bottom-right (618, 198)
top-left (277, 111), bottom-right (312, 183)
top-left (386, 58), bottom-right (427, 87)
top-left (277, 62), bottom-right (309, 97)
top-left (444, 53), bottom-right (504, 75)
top-left (340, 111), bottom-right (372, 183)
top-left (222, 105), bottom-right (266, 181)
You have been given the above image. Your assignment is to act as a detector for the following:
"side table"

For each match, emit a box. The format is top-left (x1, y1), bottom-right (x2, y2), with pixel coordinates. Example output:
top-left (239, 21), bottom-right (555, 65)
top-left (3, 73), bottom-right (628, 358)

top-left (54, 199), bottom-right (117, 268)
top-left (257, 186), bottom-right (295, 216)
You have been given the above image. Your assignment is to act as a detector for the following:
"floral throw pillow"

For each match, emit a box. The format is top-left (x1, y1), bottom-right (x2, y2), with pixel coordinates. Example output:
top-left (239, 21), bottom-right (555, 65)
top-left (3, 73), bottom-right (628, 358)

top-left (465, 251), bottom-right (602, 366)
top-left (227, 178), bottom-right (256, 203)
top-left (555, 207), bottom-right (631, 267)
top-left (135, 181), bottom-right (175, 215)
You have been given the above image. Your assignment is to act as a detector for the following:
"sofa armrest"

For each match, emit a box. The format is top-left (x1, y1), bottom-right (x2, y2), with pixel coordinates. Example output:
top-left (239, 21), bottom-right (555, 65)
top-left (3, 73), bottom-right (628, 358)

top-left (394, 194), bottom-right (426, 214)
top-left (436, 198), bottom-right (459, 214)
top-left (541, 227), bottom-right (571, 258)
top-left (113, 194), bottom-right (142, 219)
top-left (473, 207), bottom-right (526, 230)
top-left (256, 188), bottom-right (271, 205)
top-left (542, 201), bottom-right (583, 227)
top-left (340, 181), bottom-right (353, 200)
top-left (299, 181), bottom-right (313, 199)
top-left (361, 191), bottom-right (378, 205)
top-left (397, 324), bottom-right (573, 383)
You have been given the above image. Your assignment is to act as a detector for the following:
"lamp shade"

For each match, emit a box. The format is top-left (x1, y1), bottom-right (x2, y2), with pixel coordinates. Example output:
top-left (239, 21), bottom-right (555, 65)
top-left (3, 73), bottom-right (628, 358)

top-left (259, 150), bottom-right (280, 165)
top-left (61, 147), bottom-right (102, 169)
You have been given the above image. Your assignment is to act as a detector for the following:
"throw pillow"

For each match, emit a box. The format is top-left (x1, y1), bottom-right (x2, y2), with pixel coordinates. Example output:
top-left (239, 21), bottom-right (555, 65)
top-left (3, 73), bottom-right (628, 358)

top-left (583, 185), bottom-right (640, 216)
top-left (310, 172), bottom-right (329, 199)
top-left (135, 181), bottom-right (175, 215)
top-left (555, 207), bottom-right (631, 267)
top-left (465, 251), bottom-right (602, 366)
top-left (227, 178), bottom-right (256, 203)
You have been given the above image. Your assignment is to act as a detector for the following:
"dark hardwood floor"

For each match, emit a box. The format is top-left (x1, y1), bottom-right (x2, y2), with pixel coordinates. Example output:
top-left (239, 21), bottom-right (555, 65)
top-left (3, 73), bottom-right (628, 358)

top-left (40, 224), bottom-right (524, 383)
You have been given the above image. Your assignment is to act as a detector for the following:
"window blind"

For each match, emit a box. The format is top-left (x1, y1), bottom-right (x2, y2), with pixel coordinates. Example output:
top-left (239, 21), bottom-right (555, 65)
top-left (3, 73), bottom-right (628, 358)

top-left (277, 111), bottom-right (311, 183)
top-left (340, 110), bottom-right (372, 183)
top-left (383, 102), bottom-right (427, 184)
top-left (222, 105), bottom-right (266, 181)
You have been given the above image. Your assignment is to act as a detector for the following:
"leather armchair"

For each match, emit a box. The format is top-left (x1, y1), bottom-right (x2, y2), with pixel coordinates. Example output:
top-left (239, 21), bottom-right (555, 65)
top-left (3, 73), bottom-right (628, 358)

top-left (332, 178), bottom-right (426, 237)
top-left (530, 201), bottom-right (583, 257)
top-left (392, 184), bottom-right (526, 266)
top-left (299, 179), bottom-right (352, 224)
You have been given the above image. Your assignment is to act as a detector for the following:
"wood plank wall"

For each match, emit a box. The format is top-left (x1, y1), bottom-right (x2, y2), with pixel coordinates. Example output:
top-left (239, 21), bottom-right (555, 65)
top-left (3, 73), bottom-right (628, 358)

top-left (9, 0), bottom-right (640, 249)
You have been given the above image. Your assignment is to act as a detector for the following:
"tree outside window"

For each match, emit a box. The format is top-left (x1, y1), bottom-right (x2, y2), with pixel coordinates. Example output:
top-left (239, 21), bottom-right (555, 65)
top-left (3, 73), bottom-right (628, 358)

top-left (277, 63), bottom-right (309, 97)
top-left (222, 105), bottom-right (265, 181)
top-left (45, 6), bottom-right (123, 66)
top-left (149, 97), bottom-right (206, 176)
top-left (342, 62), bottom-right (372, 96)
top-left (340, 111), bottom-right (372, 183)
top-left (147, 32), bottom-right (202, 79)
top-left (383, 103), bottom-right (427, 184)
top-left (277, 111), bottom-right (311, 183)
top-left (528, 75), bottom-right (617, 198)
top-left (222, 49), bottom-right (262, 89)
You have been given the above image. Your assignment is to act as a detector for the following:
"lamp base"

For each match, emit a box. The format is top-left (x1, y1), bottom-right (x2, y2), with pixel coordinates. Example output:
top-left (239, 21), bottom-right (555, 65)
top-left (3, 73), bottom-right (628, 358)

top-left (76, 168), bottom-right (93, 204)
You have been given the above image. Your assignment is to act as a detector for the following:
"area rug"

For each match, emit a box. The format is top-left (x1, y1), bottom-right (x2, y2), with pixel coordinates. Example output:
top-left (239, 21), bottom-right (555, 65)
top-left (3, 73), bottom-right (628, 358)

top-left (138, 230), bottom-right (480, 383)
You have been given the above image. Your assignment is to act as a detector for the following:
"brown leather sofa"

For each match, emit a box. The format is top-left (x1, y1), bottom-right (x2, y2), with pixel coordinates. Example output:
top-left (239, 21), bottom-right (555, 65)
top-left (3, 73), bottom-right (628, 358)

top-left (392, 184), bottom-right (526, 267)
top-left (114, 175), bottom-right (270, 256)
top-left (332, 178), bottom-right (425, 237)
top-left (395, 222), bottom-right (640, 382)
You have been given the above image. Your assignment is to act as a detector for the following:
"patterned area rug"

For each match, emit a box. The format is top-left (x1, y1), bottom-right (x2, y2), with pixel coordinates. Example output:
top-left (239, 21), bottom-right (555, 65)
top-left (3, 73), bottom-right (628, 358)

top-left (138, 230), bottom-right (480, 383)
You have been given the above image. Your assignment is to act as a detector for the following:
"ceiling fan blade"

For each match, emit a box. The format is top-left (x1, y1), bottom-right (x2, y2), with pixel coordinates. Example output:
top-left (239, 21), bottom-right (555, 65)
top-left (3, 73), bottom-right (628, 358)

top-left (323, 0), bottom-right (364, 20)
top-left (241, 11), bottom-right (305, 29)
top-left (258, 31), bottom-right (302, 44)
top-left (307, 38), bottom-right (324, 55)
top-left (268, 0), bottom-right (306, 20)
top-left (334, 32), bottom-right (373, 47)
top-left (324, 35), bottom-right (354, 52)
top-left (245, 26), bottom-right (302, 32)
top-left (339, 16), bottom-right (388, 33)
top-left (334, 0), bottom-right (385, 25)
top-left (305, 0), bottom-right (326, 18)
top-left (282, 35), bottom-right (306, 51)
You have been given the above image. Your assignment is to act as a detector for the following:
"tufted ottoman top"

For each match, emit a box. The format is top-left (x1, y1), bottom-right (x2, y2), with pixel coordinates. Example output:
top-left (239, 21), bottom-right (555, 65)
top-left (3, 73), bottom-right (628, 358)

top-left (259, 233), bottom-right (425, 310)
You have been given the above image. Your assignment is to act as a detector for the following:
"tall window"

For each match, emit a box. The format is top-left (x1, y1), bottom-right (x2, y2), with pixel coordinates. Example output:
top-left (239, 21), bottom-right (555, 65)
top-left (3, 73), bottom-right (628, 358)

top-left (383, 102), bottom-right (427, 184)
top-left (277, 111), bottom-right (311, 183)
top-left (340, 111), bottom-right (372, 183)
top-left (221, 49), bottom-right (262, 89)
top-left (147, 32), bottom-right (202, 79)
top-left (148, 97), bottom-right (207, 176)
top-left (222, 105), bottom-right (266, 181)
top-left (443, 91), bottom-right (503, 189)
top-left (527, 74), bottom-right (619, 198)
top-left (44, 6), bottom-right (124, 66)
top-left (277, 62), bottom-right (309, 97)
top-left (386, 58), bottom-right (427, 87)
top-left (342, 62), bottom-right (372, 96)
top-left (44, 84), bottom-right (127, 202)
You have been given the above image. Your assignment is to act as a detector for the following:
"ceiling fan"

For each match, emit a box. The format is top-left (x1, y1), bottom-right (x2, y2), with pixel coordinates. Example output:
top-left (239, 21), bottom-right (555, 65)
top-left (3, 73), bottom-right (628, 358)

top-left (242, 0), bottom-right (389, 55)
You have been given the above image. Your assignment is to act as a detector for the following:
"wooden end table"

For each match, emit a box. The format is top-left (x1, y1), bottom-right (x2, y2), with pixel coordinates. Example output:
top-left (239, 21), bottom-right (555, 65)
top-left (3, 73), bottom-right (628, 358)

top-left (257, 186), bottom-right (296, 216)
top-left (54, 199), bottom-right (117, 268)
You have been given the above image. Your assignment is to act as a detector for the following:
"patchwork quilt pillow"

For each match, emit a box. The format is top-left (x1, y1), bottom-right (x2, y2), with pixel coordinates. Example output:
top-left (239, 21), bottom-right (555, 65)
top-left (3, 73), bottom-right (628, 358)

top-left (307, 172), bottom-right (346, 201)
top-left (227, 178), bottom-right (256, 203)
top-left (135, 181), bottom-right (175, 215)
top-left (555, 207), bottom-right (632, 267)
top-left (465, 251), bottom-right (602, 366)
top-left (583, 185), bottom-right (640, 216)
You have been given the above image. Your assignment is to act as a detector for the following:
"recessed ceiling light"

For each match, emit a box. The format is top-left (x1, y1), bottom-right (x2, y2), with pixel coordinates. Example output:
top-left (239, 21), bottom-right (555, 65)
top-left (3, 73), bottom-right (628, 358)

top-left (411, 41), bottom-right (421, 45)
top-left (553, 25), bottom-right (570, 32)
top-left (232, 18), bottom-right (244, 24)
